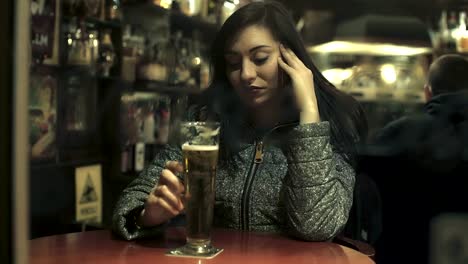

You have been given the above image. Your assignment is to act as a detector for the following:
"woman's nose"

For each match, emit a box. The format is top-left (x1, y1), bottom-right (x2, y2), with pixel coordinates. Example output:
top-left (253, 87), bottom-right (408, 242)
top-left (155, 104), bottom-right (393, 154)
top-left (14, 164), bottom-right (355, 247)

top-left (240, 61), bottom-right (257, 84)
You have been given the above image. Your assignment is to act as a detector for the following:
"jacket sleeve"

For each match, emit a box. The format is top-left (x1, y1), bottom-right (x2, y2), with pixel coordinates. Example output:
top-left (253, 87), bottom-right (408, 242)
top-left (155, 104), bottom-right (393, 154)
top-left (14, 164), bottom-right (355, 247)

top-left (281, 121), bottom-right (355, 241)
top-left (111, 145), bottom-right (182, 240)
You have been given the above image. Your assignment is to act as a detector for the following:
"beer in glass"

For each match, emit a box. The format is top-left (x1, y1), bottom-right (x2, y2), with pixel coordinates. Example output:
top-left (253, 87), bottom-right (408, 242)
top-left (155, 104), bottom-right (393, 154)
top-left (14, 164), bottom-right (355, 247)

top-left (167, 121), bottom-right (222, 258)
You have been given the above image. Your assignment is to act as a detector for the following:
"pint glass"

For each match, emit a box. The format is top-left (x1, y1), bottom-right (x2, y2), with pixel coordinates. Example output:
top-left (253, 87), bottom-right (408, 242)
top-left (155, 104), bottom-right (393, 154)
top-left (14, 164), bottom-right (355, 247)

top-left (167, 121), bottom-right (222, 258)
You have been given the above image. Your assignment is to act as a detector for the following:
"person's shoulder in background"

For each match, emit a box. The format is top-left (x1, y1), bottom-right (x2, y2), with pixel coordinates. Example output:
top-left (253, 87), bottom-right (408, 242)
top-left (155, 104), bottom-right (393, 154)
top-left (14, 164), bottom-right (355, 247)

top-left (369, 113), bottom-right (432, 157)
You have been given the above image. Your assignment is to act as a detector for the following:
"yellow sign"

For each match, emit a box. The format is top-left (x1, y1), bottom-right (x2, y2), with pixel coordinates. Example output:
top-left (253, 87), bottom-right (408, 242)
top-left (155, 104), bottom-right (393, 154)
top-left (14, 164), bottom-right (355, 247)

top-left (75, 164), bottom-right (102, 224)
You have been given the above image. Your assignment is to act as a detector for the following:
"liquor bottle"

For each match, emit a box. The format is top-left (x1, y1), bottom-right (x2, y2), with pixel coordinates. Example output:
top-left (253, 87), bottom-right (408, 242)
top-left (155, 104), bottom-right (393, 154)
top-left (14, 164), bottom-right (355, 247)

top-left (200, 60), bottom-right (210, 90)
top-left (457, 12), bottom-right (468, 53)
top-left (107, 0), bottom-right (122, 21)
top-left (142, 104), bottom-right (156, 144)
top-left (98, 30), bottom-right (115, 77)
top-left (121, 143), bottom-right (130, 173)
top-left (166, 32), bottom-right (180, 85)
top-left (67, 21), bottom-right (92, 65)
top-left (121, 25), bottom-right (137, 81)
top-left (447, 11), bottom-right (458, 51)
top-left (439, 11), bottom-right (450, 52)
top-left (156, 98), bottom-right (171, 145)
top-left (152, 41), bottom-right (169, 81)
top-left (134, 142), bottom-right (145, 172)
top-left (189, 32), bottom-right (202, 88)
top-left (201, 0), bottom-right (218, 24)
top-left (178, 39), bottom-right (191, 85)
top-left (88, 30), bottom-right (99, 75)
top-left (200, 38), bottom-right (210, 90)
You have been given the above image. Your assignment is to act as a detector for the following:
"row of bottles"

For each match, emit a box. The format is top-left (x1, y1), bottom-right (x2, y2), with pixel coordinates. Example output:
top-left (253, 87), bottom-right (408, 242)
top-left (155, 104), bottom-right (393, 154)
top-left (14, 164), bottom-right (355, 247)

top-left (170, 0), bottom-right (243, 25)
top-left (65, 19), bottom-right (115, 77)
top-left (116, 2), bottom-right (212, 173)
top-left (62, 1), bottom-right (212, 90)
top-left (45, 0), bottom-right (213, 173)
top-left (434, 10), bottom-right (468, 53)
top-left (64, 21), bottom-right (211, 90)
top-left (122, 25), bottom-right (210, 90)
top-left (63, 0), bottom-right (122, 20)
top-left (122, 0), bottom-right (220, 23)
top-left (121, 94), bottom-right (171, 145)
top-left (65, 26), bottom-right (210, 88)
top-left (120, 93), bottom-right (172, 173)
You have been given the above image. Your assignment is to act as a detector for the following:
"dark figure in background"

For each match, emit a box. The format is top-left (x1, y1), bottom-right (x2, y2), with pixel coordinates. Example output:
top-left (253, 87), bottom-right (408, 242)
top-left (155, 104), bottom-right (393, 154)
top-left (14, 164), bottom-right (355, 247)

top-left (374, 54), bottom-right (468, 161)
top-left (112, 2), bottom-right (367, 242)
top-left (368, 54), bottom-right (468, 263)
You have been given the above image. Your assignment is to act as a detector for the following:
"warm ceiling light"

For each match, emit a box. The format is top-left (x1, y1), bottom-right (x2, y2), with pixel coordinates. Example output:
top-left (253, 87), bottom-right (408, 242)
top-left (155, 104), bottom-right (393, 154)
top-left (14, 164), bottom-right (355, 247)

top-left (223, 1), bottom-right (236, 10)
top-left (380, 64), bottom-right (397, 83)
top-left (322, 68), bottom-right (353, 84)
top-left (308, 41), bottom-right (432, 56)
top-left (157, 0), bottom-right (172, 9)
top-left (308, 14), bottom-right (432, 56)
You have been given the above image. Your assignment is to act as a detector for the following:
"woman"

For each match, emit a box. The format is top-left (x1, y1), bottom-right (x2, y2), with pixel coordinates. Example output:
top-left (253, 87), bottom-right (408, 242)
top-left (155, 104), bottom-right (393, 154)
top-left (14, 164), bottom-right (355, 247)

top-left (112, 1), bottom-right (367, 241)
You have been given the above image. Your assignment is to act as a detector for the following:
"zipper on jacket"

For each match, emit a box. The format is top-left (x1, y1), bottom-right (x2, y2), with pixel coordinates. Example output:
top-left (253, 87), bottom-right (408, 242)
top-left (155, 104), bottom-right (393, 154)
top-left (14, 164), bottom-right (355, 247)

top-left (240, 141), bottom-right (264, 230)
top-left (238, 122), bottom-right (299, 230)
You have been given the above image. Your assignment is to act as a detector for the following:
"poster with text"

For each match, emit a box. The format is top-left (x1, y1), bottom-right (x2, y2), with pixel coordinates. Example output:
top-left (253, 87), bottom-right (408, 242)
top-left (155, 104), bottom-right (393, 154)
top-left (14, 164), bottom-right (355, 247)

top-left (31, 0), bottom-right (56, 61)
top-left (75, 164), bottom-right (102, 224)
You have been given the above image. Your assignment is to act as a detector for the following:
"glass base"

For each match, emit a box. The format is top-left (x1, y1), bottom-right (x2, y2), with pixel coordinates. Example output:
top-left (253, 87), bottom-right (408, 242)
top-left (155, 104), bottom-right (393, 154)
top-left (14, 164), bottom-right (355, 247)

top-left (166, 244), bottom-right (223, 259)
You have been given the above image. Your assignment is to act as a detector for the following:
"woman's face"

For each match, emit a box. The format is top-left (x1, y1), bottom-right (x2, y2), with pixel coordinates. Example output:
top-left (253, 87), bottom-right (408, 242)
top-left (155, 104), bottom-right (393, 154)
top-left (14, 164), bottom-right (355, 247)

top-left (224, 25), bottom-right (282, 108)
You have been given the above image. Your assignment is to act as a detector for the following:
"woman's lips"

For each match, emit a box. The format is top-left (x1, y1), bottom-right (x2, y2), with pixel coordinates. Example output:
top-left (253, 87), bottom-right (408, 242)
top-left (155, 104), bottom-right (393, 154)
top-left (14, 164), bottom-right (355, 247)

top-left (248, 86), bottom-right (265, 95)
top-left (250, 90), bottom-right (263, 97)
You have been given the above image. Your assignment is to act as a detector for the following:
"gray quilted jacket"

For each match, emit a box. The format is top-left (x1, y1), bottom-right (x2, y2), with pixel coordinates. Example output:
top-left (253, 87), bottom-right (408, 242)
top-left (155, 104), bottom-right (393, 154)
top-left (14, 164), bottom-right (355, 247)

top-left (112, 121), bottom-right (355, 241)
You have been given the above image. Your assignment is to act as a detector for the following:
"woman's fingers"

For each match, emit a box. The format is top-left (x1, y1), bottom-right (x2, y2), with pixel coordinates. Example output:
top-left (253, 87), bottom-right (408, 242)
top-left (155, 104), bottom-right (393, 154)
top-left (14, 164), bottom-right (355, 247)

top-left (150, 194), bottom-right (180, 216)
top-left (159, 168), bottom-right (185, 194)
top-left (151, 161), bottom-right (186, 216)
top-left (279, 44), bottom-right (295, 68)
top-left (277, 44), bottom-right (317, 115)
top-left (154, 185), bottom-right (184, 211)
top-left (280, 44), bottom-right (305, 69)
top-left (165, 160), bottom-right (184, 174)
top-left (278, 56), bottom-right (293, 75)
top-left (141, 184), bottom-right (182, 226)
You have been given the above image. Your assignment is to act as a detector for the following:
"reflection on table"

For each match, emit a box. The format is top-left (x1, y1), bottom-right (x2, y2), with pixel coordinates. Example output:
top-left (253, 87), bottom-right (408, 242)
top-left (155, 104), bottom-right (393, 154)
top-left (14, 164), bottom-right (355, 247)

top-left (30, 227), bottom-right (375, 264)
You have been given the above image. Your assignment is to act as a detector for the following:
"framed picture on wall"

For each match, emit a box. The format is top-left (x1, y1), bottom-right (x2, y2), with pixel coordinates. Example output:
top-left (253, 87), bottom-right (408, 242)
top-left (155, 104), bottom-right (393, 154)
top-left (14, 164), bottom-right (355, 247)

top-left (31, 0), bottom-right (57, 63)
top-left (29, 66), bottom-right (58, 161)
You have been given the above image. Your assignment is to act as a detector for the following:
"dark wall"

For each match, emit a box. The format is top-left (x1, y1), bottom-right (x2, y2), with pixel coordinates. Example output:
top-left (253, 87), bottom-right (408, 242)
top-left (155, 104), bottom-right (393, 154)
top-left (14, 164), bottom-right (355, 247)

top-left (0, 0), bottom-right (13, 262)
top-left (30, 166), bottom-right (77, 238)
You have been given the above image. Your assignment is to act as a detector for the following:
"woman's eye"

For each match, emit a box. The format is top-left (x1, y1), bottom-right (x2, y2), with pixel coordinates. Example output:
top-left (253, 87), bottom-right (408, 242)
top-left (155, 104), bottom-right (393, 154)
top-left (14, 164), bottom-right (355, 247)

top-left (227, 62), bottom-right (241, 68)
top-left (254, 57), bottom-right (269, 65)
top-left (225, 58), bottom-right (241, 68)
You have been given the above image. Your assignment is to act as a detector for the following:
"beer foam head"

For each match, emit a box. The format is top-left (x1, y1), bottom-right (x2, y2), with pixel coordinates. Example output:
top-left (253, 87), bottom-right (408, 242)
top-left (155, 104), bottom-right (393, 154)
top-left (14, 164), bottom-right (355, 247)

top-left (182, 143), bottom-right (219, 151)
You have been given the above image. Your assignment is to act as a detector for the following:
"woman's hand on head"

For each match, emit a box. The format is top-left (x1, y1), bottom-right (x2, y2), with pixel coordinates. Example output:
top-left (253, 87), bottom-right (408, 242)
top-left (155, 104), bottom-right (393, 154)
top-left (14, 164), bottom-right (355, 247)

top-left (138, 161), bottom-right (185, 227)
top-left (278, 44), bottom-right (320, 123)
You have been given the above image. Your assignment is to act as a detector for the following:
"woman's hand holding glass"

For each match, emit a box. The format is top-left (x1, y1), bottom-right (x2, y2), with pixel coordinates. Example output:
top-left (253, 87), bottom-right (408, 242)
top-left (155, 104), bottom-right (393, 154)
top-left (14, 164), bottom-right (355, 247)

top-left (278, 44), bottom-right (320, 123)
top-left (138, 161), bottom-right (185, 227)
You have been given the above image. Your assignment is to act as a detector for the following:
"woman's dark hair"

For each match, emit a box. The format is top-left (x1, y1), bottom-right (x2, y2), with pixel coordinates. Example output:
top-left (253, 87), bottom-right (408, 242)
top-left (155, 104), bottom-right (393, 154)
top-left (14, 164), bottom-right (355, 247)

top-left (197, 1), bottom-right (367, 166)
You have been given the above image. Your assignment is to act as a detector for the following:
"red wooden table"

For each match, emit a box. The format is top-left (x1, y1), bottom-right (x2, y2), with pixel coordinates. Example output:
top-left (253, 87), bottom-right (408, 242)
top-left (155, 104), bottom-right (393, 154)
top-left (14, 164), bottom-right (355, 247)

top-left (30, 227), bottom-right (375, 264)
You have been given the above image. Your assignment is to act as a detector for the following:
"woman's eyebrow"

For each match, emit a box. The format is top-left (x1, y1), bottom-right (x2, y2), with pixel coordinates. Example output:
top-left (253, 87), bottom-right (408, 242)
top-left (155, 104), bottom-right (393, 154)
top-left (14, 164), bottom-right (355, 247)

top-left (249, 45), bottom-right (272, 52)
top-left (224, 45), bottom-right (272, 55)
